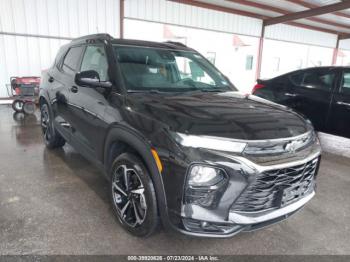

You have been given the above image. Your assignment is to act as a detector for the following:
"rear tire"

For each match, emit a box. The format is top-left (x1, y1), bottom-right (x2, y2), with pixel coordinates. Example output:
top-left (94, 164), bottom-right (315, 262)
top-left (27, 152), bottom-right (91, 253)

top-left (40, 102), bottom-right (65, 148)
top-left (109, 153), bottom-right (159, 237)
top-left (12, 100), bottom-right (24, 112)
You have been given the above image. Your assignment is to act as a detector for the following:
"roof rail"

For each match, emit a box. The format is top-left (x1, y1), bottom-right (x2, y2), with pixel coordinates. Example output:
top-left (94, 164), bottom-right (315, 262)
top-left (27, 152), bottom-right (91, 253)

top-left (164, 41), bottom-right (187, 47)
top-left (72, 33), bottom-right (114, 43)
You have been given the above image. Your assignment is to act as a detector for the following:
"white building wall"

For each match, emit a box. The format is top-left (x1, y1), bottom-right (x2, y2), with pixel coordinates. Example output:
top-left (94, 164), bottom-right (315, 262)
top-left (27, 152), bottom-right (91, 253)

top-left (261, 39), bottom-right (334, 80)
top-left (265, 24), bottom-right (337, 48)
top-left (339, 39), bottom-right (350, 51)
top-left (0, 0), bottom-right (120, 97)
top-left (124, 0), bottom-right (262, 37)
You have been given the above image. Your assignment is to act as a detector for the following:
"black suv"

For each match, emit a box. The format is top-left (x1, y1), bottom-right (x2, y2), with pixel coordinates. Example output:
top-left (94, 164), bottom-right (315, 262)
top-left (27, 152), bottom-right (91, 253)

top-left (40, 34), bottom-right (321, 238)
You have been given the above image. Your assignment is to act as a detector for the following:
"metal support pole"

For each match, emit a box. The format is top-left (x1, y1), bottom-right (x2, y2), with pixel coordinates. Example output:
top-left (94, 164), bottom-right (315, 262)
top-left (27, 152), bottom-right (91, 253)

top-left (255, 24), bottom-right (265, 80)
top-left (332, 36), bottom-right (340, 65)
top-left (120, 0), bottom-right (124, 39)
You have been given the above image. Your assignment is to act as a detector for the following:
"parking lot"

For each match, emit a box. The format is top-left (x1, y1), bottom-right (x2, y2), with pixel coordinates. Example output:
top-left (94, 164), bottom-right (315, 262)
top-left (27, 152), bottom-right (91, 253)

top-left (0, 105), bottom-right (349, 255)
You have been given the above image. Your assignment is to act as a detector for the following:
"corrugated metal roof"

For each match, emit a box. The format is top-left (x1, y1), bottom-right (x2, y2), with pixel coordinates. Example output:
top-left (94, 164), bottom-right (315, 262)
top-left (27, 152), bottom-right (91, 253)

top-left (125, 0), bottom-right (263, 37)
top-left (252, 0), bottom-right (305, 12)
top-left (194, 0), bottom-right (350, 37)
top-left (297, 18), bottom-right (350, 33)
top-left (198, 0), bottom-right (281, 17)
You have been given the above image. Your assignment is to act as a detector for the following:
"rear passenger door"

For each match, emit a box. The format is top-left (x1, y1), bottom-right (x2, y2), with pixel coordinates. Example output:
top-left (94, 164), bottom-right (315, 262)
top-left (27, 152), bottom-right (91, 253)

top-left (51, 45), bottom-right (85, 141)
top-left (327, 69), bottom-right (350, 138)
top-left (291, 68), bottom-right (337, 131)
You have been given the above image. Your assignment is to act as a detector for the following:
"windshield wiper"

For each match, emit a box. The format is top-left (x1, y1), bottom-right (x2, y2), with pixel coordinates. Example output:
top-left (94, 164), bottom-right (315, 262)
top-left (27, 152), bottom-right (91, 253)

top-left (127, 88), bottom-right (228, 94)
top-left (127, 89), bottom-right (164, 94)
top-left (200, 88), bottom-right (226, 92)
top-left (183, 88), bottom-right (226, 93)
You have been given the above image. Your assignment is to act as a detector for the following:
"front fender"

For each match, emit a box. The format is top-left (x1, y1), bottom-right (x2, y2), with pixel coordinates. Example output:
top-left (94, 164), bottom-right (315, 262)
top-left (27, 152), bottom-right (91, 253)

top-left (103, 125), bottom-right (173, 229)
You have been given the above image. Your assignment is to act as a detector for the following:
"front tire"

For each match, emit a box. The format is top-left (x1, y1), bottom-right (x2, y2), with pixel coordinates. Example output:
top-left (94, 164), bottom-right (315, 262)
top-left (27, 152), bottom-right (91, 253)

top-left (40, 102), bottom-right (65, 148)
top-left (110, 153), bottom-right (159, 237)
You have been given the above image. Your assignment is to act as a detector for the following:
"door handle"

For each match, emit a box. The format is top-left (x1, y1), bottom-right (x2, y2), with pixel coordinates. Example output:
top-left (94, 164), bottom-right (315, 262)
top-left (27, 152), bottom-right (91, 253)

top-left (48, 76), bottom-right (54, 83)
top-left (70, 86), bottom-right (78, 93)
top-left (285, 93), bottom-right (297, 97)
top-left (336, 101), bottom-right (350, 107)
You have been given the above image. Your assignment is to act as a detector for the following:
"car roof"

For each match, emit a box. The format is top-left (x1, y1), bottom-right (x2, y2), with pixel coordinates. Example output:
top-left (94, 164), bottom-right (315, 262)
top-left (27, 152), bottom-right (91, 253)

top-left (111, 39), bottom-right (194, 51)
top-left (296, 66), bottom-right (350, 72)
top-left (264, 66), bottom-right (350, 81)
top-left (69, 33), bottom-right (195, 52)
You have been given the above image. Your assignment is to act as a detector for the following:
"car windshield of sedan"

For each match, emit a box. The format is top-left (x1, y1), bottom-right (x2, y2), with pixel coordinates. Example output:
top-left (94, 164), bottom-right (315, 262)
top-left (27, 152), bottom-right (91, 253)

top-left (113, 45), bottom-right (236, 93)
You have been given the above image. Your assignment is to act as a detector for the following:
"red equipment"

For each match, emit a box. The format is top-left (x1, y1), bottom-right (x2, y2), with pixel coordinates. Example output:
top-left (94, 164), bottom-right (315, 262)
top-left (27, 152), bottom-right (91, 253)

top-left (8, 76), bottom-right (40, 114)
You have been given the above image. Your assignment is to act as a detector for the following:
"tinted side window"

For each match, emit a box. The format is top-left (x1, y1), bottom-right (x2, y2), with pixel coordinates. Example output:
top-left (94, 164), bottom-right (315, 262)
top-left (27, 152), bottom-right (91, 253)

top-left (289, 72), bottom-right (304, 85)
top-left (62, 46), bottom-right (84, 74)
top-left (80, 45), bottom-right (109, 81)
top-left (301, 70), bottom-right (335, 91)
top-left (341, 71), bottom-right (350, 94)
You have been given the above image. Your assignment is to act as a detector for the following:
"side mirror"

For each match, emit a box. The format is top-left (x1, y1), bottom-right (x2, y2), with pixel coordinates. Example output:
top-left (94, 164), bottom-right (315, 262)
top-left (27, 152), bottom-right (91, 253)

top-left (75, 70), bottom-right (112, 88)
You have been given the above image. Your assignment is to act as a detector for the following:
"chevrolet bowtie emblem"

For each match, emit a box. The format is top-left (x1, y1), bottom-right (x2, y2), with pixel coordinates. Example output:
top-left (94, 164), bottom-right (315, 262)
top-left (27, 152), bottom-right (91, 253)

top-left (284, 140), bottom-right (299, 153)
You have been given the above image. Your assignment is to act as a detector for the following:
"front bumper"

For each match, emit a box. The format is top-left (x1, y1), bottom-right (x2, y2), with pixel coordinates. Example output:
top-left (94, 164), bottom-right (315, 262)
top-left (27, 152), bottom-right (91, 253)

top-left (168, 141), bottom-right (321, 238)
top-left (229, 190), bottom-right (314, 225)
top-left (179, 192), bottom-right (313, 238)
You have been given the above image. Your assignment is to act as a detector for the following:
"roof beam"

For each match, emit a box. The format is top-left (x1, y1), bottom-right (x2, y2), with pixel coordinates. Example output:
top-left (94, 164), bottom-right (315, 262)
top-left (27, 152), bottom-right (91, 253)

top-left (169, 0), bottom-right (265, 19)
top-left (225, 0), bottom-right (291, 15)
top-left (265, 1), bottom-right (350, 26)
top-left (226, 0), bottom-right (350, 30)
top-left (286, 0), bottom-right (350, 20)
top-left (168, 0), bottom-right (340, 35)
top-left (339, 34), bottom-right (350, 40)
top-left (286, 21), bottom-right (339, 35)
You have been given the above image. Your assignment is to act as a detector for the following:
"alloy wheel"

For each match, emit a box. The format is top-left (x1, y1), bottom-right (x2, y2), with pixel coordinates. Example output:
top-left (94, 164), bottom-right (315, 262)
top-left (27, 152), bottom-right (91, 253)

top-left (112, 165), bottom-right (147, 227)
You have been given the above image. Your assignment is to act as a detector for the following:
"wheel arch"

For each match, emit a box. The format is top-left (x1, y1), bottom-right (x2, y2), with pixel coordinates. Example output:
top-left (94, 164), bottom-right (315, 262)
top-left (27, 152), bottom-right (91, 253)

top-left (39, 96), bottom-right (47, 106)
top-left (103, 125), bottom-right (169, 223)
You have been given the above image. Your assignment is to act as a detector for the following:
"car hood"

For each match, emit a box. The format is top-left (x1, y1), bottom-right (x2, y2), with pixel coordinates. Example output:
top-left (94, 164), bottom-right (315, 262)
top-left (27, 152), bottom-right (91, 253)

top-left (125, 91), bottom-right (310, 140)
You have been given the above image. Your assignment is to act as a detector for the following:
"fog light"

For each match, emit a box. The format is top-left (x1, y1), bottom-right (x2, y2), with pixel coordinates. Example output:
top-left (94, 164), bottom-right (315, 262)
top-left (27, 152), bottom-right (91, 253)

top-left (188, 165), bottom-right (224, 187)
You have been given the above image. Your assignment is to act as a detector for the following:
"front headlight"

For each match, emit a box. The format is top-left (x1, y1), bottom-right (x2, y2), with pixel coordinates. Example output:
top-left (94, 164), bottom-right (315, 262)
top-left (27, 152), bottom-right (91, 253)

top-left (185, 165), bottom-right (228, 208)
top-left (173, 132), bottom-right (247, 153)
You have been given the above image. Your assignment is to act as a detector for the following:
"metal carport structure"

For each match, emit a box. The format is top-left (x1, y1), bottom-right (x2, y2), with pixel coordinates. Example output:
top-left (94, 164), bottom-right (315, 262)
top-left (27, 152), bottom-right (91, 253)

top-left (156, 0), bottom-right (350, 79)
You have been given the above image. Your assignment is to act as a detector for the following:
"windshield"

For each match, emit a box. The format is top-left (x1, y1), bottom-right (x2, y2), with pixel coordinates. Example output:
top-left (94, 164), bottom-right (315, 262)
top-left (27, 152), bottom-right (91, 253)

top-left (113, 45), bottom-right (236, 92)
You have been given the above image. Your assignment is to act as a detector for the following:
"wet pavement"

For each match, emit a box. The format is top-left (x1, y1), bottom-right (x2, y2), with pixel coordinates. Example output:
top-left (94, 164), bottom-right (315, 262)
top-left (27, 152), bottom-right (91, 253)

top-left (0, 104), bottom-right (349, 255)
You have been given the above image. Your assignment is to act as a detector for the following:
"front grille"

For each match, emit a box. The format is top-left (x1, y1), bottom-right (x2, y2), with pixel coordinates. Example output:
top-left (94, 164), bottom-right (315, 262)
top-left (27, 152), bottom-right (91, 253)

top-left (231, 157), bottom-right (319, 213)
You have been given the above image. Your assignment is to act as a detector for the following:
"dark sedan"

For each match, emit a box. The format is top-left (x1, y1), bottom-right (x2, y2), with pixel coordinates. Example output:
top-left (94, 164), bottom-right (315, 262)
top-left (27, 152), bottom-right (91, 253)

top-left (252, 66), bottom-right (350, 138)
